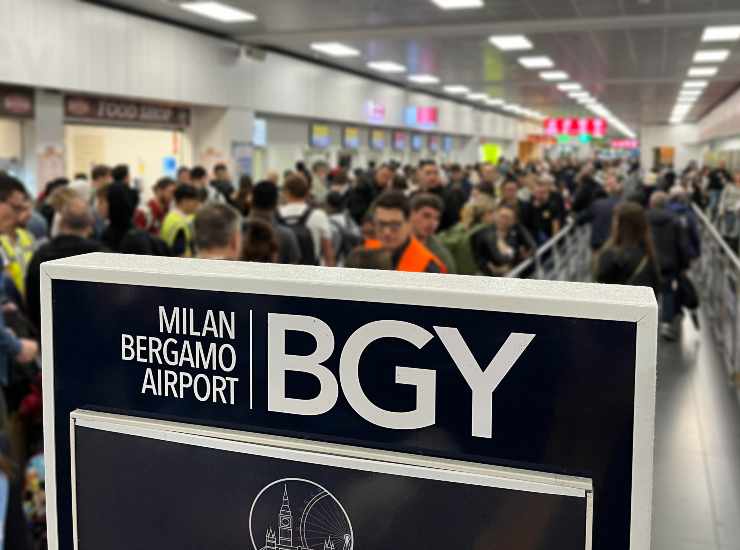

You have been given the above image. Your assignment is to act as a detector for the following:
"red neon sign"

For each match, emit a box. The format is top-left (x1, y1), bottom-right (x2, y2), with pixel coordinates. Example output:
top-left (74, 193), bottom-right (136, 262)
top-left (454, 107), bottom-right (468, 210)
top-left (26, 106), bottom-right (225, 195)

top-left (544, 118), bottom-right (608, 137)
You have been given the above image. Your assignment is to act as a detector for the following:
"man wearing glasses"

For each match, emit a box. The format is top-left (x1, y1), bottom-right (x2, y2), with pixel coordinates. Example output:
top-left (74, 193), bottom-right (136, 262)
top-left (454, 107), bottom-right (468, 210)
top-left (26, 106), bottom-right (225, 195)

top-left (0, 174), bottom-right (38, 427)
top-left (365, 191), bottom-right (447, 274)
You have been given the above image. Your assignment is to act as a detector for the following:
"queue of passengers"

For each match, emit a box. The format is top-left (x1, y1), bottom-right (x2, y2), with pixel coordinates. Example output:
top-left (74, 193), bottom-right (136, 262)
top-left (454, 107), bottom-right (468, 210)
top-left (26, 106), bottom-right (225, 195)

top-left (0, 153), bottom-right (723, 548)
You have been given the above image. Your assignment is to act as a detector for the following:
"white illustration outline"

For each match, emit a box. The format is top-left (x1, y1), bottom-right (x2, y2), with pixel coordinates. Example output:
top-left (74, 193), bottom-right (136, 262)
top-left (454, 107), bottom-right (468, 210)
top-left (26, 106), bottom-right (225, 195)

top-left (249, 477), bottom-right (354, 550)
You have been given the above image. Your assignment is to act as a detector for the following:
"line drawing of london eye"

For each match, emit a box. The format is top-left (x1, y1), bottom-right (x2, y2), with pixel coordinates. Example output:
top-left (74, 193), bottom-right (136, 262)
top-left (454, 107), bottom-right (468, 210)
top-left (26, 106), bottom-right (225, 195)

top-left (300, 489), bottom-right (352, 550)
top-left (250, 478), bottom-right (353, 550)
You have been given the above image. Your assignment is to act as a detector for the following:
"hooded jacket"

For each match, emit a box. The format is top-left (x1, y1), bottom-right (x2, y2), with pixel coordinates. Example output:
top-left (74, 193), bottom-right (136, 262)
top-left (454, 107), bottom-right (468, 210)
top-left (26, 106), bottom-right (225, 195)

top-left (647, 207), bottom-right (691, 276)
top-left (101, 182), bottom-right (137, 252)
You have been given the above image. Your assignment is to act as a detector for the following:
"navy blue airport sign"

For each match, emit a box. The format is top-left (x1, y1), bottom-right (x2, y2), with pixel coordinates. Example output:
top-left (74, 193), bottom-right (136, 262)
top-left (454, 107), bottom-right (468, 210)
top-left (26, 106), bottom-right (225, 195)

top-left (70, 410), bottom-right (594, 550)
top-left (42, 254), bottom-right (657, 550)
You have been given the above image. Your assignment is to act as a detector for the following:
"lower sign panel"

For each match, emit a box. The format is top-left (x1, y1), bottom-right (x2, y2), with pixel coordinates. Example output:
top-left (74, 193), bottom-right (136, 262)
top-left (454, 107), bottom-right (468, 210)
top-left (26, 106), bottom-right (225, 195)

top-left (70, 411), bottom-right (593, 550)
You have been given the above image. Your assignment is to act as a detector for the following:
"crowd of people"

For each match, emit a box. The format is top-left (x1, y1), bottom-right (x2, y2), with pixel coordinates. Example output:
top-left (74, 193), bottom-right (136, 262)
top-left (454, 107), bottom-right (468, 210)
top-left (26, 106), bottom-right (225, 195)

top-left (0, 150), bottom-right (729, 547)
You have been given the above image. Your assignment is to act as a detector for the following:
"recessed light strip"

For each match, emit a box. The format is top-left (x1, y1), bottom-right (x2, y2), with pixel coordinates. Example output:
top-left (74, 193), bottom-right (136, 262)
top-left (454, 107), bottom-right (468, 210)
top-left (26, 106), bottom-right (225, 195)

top-left (702, 26), bottom-right (740, 42)
top-left (518, 56), bottom-right (554, 69)
top-left (407, 74), bottom-right (440, 84)
top-left (310, 42), bottom-right (360, 57)
top-left (694, 49), bottom-right (730, 63)
top-left (688, 66), bottom-right (718, 77)
top-left (367, 61), bottom-right (406, 73)
top-left (489, 35), bottom-right (533, 51)
top-left (540, 71), bottom-right (569, 81)
top-left (443, 85), bottom-right (470, 94)
top-left (180, 1), bottom-right (257, 22)
top-left (431, 0), bottom-right (484, 9)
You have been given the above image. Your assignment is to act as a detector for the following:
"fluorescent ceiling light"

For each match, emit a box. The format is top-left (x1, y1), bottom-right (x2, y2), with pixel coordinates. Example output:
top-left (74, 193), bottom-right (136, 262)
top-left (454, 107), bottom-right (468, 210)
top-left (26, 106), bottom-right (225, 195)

top-left (587, 104), bottom-right (610, 117)
top-left (679, 92), bottom-right (702, 100)
top-left (569, 91), bottom-right (590, 99)
top-left (683, 80), bottom-right (708, 89)
top-left (518, 56), bottom-right (554, 69)
top-left (485, 98), bottom-right (505, 106)
top-left (310, 42), bottom-right (360, 57)
top-left (540, 71), bottom-right (568, 81)
top-left (577, 97), bottom-right (598, 105)
top-left (367, 61), bottom-right (406, 73)
top-left (688, 66), bottom-right (718, 77)
top-left (694, 49), bottom-right (730, 63)
top-left (489, 35), bottom-right (533, 51)
top-left (676, 98), bottom-right (697, 105)
top-left (431, 0), bottom-right (484, 9)
top-left (408, 74), bottom-right (440, 84)
top-left (467, 93), bottom-right (488, 100)
top-left (557, 83), bottom-right (582, 91)
top-left (702, 26), bottom-right (740, 42)
top-left (443, 85), bottom-right (470, 94)
top-left (180, 2), bottom-right (256, 22)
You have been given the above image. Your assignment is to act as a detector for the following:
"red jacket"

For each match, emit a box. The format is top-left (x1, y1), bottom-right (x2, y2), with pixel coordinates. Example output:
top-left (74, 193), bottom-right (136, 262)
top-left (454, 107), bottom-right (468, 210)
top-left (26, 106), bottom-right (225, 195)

top-left (134, 198), bottom-right (168, 235)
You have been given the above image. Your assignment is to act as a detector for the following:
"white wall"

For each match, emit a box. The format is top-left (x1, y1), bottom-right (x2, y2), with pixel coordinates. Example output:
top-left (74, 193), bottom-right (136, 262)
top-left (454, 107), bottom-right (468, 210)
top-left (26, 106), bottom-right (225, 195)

top-left (247, 53), bottom-right (516, 139)
top-left (0, 0), bottom-right (249, 108)
top-left (640, 124), bottom-right (700, 170)
top-left (22, 90), bottom-right (66, 194)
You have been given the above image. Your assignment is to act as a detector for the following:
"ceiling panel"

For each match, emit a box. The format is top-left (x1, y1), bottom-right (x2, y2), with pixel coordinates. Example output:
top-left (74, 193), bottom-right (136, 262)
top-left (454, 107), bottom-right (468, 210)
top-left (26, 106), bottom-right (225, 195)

top-left (90, 0), bottom-right (740, 129)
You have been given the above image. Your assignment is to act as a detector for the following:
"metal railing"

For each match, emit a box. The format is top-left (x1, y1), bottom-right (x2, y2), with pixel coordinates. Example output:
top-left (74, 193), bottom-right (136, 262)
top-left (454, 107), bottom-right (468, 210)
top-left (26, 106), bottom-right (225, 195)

top-left (506, 222), bottom-right (592, 281)
top-left (691, 204), bottom-right (740, 395)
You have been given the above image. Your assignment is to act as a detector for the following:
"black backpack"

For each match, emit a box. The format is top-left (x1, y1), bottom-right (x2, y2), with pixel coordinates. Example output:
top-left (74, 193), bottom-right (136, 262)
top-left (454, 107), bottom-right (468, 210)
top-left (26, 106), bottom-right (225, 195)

top-left (330, 214), bottom-right (364, 261)
top-left (278, 207), bottom-right (318, 265)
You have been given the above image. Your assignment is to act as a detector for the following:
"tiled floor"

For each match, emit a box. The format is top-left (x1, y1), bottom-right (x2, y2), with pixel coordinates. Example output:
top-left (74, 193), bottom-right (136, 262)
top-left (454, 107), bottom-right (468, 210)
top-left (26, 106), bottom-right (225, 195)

top-left (652, 316), bottom-right (740, 550)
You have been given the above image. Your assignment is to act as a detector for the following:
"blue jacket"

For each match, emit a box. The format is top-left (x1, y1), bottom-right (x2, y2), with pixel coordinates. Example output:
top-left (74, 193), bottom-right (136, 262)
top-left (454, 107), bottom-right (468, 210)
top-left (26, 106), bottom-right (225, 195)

top-left (0, 256), bottom-right (21, 386)
top-left (578, 196), bottom-right (621, 251)
top-left (668, 201), bottom-right (701, 260)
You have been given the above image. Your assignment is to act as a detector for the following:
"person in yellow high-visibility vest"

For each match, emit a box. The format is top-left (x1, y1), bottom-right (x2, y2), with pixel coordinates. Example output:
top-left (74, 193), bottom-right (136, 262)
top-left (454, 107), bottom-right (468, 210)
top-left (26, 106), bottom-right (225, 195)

top-left (160, 184), bottom-right (202, 257)
top-left (0, 195), bottom-right (37, 299)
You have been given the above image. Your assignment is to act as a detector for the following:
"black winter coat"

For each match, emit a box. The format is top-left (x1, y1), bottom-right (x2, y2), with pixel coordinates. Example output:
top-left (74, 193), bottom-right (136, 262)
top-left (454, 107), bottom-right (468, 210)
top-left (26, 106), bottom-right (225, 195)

top-left (572, 176), bottom-right (606, 213)
top-left (596, 245), bottom-right (659, 290)
top-left (647, 208), bottom-right (691, 277)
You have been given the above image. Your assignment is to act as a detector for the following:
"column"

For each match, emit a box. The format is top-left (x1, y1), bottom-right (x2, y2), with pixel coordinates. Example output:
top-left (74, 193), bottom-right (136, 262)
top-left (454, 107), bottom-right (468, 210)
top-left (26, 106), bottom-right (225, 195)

top-left (190, 106), bottom-right (254, 178)
top-left (22, 90), bottom-right (65, 196)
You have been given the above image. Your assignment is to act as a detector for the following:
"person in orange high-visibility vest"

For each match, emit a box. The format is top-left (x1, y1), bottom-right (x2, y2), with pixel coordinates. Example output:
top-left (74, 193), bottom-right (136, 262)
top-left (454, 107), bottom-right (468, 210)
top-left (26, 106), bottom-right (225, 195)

top-left (365, 191), bottom-right (447, 274)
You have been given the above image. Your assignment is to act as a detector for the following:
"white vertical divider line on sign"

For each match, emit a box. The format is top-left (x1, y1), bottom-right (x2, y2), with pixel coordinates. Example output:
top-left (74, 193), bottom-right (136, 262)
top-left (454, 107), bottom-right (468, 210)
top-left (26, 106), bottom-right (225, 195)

top-left (250, 309), bottom-right (254, 410)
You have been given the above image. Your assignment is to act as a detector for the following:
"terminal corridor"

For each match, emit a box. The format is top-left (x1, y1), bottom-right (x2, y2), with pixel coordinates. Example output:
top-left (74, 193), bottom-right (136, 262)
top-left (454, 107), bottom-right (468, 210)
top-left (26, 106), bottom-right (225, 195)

top-left (652, 317), bottom-right (740, 550)
top-left (3, 1), bottom-right (740, 549)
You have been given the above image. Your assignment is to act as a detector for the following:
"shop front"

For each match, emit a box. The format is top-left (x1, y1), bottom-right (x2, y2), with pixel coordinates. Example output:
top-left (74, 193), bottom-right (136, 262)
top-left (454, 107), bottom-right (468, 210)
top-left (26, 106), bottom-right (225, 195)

top-left (64, 95), bottom-right (192, 197)
top-left (0, 86), bottom-right (34, 178)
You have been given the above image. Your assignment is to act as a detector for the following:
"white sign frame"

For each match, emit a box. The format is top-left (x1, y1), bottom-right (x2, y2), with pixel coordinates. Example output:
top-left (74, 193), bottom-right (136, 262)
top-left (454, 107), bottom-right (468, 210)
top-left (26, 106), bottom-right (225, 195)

top-left (42, 254), bottom-right (657, 550)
